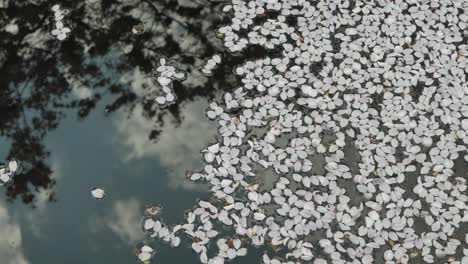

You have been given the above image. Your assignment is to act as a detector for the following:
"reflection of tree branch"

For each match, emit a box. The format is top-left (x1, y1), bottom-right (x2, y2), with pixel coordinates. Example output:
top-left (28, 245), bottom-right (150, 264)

top-left (0, 0), bottom-right (231, 206)
top-left (15, 80), bottom-right (31, 128)
top-left (18, 13), bottom-right (48, 49)
top-left (141, 0), bottom-right (189, 28)
top-left (19, 79), bottom-right (30, 97)
top-left (145, 46), bottom-right (204, 59)
top-left (194, 0), bottom-right (208, 5)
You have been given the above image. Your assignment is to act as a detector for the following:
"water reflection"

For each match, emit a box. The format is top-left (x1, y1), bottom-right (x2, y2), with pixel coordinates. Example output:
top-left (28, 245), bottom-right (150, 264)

top-left (0, 202), bottom-right (29, 264)
top-left (6, 97), bottom-right (214, 263)
top-left (103, 198), bottom-right (145, 245)
top-left (1, 0), bottom-right (235, 263)
top-left (0, 0), bottom-right (234, 204)
top-left (114, 98), bottom-right (217, 190)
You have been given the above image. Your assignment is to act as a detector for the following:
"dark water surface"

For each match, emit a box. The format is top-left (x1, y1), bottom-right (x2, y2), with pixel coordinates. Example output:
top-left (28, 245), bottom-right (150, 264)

top-left (0, 0), bottom-right (253, 263)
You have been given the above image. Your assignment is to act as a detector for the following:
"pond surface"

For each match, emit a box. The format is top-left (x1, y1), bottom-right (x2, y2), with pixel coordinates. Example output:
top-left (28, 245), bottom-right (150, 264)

top-left (0, 96), bottom-right (212, 263)
top-left (1, 0), bottom-right (468, 264)
top-left (0, 0), bottom-right (249, 263)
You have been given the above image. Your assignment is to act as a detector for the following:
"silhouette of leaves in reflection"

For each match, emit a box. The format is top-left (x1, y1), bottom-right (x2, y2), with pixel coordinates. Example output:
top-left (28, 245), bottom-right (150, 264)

top-left (0, 0), bottom-right (243, 205)
top-left (5, 127), bottom-right (56, 205)
top-left (1, 0), bottom-right (278, 205)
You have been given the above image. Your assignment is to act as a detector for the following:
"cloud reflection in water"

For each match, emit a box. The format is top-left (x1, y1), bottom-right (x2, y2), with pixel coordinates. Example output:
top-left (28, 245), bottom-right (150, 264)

top-left (106, 198), bottom-right (145, 245)
top-left (113, 97), bottom-right (217, 190)
top-left (0, 203), bottom-right (29, 264)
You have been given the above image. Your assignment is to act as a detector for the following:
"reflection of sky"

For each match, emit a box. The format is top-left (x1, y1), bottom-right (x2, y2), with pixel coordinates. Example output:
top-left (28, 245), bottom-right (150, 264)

top-left (0, 31), bottom-right (218, 262)
top-left (96, 197), bottom-right (145, 245)
top-left (113, 98), bottom-right (217, 190)
top-left (0, 2), bottom-right (247, 262)
top-left (0, 202), bottom-right (29, 264)
top-left (0, 93), bottom-right (212, 263)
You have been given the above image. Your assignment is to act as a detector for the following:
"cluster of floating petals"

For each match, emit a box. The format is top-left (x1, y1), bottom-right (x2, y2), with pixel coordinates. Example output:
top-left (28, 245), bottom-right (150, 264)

top-left (141, 0), bottom-right (468, 263)
top-left (201, 54), bottom-right (222, 76)
top-left (0, 160), bottom-right (19, 185)
top-left (153, 58), bottom-right (186, 106)
top-left (50, 4), bottom-right (71, 41)
top-left (91, 187), bottom-right (105, 199)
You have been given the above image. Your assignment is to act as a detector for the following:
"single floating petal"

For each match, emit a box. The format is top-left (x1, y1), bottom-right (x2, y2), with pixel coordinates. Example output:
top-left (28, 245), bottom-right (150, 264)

top-left (141, 245), bottom-right (153, 253)
top-left (57, 33), bottom-right (67, 41)
top-left (8, 160), bottom-right (18, 172)
top-left (0, 173), bottom-right (11, 183)
top-left (157, 76), bottom-right (171, 86)
top-left (91, 188), bottom-right (105, 199)
top-left (51, 4), bottom-right (60, 12)
top-left (138, 252), bottom-right (152, 261)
